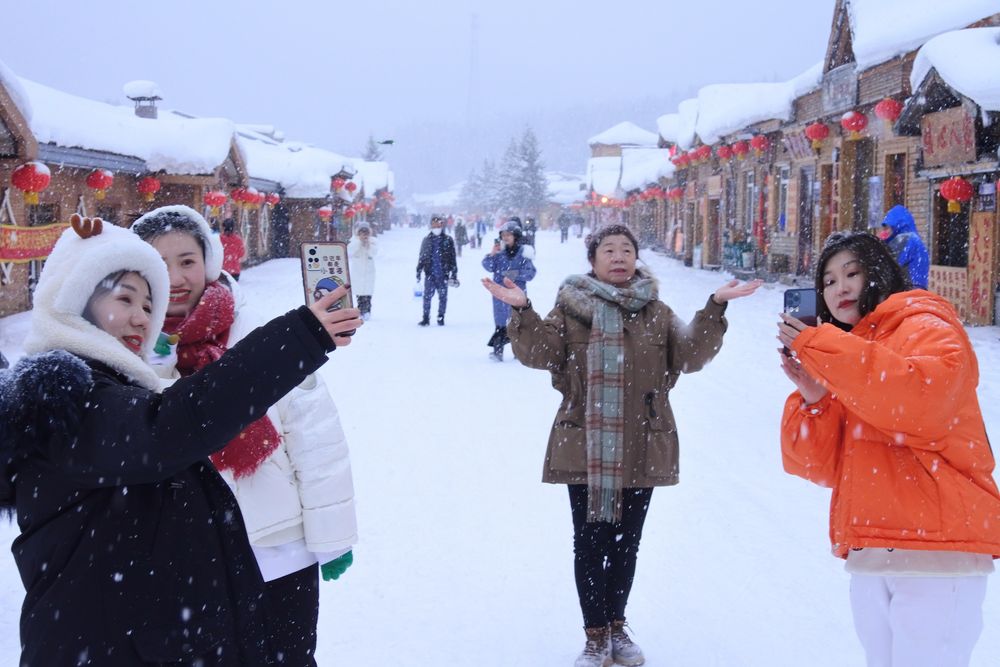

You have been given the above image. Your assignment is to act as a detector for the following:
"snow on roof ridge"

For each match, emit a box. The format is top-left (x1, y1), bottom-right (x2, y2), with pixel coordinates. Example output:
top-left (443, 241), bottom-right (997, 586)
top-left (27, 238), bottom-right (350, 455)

top-left (588, 121), bottom-right (659, 147)
top-left (0, 58), bottom-right (32, 122)
top-left (911, 26), bottom-right (1000, 111)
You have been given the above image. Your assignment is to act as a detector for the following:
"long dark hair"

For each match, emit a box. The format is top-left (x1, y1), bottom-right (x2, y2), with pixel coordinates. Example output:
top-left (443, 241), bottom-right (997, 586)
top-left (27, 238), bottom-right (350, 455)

top-left (815, 231), bottom-right (910, 329)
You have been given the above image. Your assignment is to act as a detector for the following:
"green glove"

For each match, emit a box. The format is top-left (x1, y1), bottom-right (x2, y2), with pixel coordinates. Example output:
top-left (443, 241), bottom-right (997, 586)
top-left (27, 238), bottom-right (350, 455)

top-left (321, 551), bottom-right (353, 581)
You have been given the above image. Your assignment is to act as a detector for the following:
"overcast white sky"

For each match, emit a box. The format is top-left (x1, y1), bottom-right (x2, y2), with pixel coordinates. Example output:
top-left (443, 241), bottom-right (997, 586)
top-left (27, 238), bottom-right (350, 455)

top-left (2, 0), bottom-right (834, 191)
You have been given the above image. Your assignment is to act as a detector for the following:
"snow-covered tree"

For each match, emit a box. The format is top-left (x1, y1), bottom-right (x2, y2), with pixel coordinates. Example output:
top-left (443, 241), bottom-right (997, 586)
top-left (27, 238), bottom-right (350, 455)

top-left (497, 138), bottom-right (525, 214)
top-left (362, 134), bottom-right (383, 161)
top-left (518, 127), bottom-right (549, 218)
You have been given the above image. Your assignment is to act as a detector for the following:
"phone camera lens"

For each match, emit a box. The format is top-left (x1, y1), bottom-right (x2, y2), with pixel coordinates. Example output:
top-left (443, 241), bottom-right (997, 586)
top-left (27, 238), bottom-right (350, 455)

top-left (309, 248), bottom-right (317, 256)
top-left (788, 292), bottom-right (800, 307)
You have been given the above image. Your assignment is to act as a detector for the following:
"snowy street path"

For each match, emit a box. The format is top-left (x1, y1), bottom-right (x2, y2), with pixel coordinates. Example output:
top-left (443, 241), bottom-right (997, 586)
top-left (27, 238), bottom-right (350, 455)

top-left (2, 227), bottom-right (999, 665)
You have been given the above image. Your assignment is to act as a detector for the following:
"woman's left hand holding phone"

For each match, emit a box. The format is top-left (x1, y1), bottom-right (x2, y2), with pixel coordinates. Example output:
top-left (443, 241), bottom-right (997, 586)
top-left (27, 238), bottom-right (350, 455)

top-left (310, 285), bottom-right (363, 347)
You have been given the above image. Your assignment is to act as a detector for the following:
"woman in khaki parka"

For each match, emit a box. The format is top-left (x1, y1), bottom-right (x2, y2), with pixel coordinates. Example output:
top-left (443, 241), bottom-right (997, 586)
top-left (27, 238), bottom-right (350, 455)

top-left (482, 224), bottom-right (760, 667)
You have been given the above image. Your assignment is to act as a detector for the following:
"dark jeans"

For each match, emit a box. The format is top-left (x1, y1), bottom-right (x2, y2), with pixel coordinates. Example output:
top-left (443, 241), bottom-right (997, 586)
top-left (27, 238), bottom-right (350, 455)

top-left (264, 564), bottom-right (319, 666)
top-left (422, 275), bottom-right (448, 319)
top-left (568, 484), bottom-right (653, 628)
top-left (357, 295), bottom-right (372, 315)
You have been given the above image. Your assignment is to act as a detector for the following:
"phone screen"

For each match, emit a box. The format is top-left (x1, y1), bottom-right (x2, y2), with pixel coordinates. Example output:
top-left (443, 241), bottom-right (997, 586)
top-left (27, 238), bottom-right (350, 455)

top-left (300, 242), bottom-right (355, 335)
top-left (783, 288), bottom-right (818, 327)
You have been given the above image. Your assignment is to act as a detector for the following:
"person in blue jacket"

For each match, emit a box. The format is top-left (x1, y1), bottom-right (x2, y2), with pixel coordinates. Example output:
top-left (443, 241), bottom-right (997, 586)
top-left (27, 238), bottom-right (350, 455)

top-left (483, 220), bottom-right (537, 361)
top-left (880, 205), bottom-right (929, 289)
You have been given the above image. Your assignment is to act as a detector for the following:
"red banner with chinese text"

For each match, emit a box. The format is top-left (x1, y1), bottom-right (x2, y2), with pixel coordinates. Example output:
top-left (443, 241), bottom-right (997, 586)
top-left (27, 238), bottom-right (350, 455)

top-left (0, 223), bottom-right (69, 262)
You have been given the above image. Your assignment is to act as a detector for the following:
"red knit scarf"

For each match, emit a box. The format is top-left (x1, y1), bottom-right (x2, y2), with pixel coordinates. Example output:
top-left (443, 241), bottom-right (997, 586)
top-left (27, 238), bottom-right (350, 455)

top-left (164, 281), bottom-right (282, 478)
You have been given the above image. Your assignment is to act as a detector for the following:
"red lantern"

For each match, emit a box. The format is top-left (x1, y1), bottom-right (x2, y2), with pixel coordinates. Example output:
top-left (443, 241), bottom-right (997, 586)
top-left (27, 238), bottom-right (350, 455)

top-left (840, 110), bottom-right (868, 140)
top-left (85, 169), bottom-right (114, 200)
top-left (203, 190), bottom-right (227, 216)
top-left (137, 176), bottom-right (161, 202)
top-left (317, 205), bottom-right (333, 221)
top-left (804, 122), bottom-right (830, 151)
top-left (874, 98), bottom-right (903, 126)
top-left (717, 145), bottom-right (733, 161)
top-left (731, 140), bottom-right (749, 160)
top-left (750, 135), bottom-right (770, 156)
top-left (344, 206), bottom-right (356, 219)
top-left (345, 181), bottom-right (358, 193)
top-left (265, 192), bottom-right (280, 207)
top-left (11, 161), bottom-right (51, 205)
top-left (331, 177), bottom-right (346, 191)
top-left (939, 176), bottom-right (973, 213)
top-left (244, 187), bottom-right (261, 208)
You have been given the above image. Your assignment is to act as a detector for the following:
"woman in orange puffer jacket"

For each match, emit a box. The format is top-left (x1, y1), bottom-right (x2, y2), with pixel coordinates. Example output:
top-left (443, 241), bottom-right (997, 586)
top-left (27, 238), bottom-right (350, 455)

top-left (777, 231), bottom-right (1000, 667)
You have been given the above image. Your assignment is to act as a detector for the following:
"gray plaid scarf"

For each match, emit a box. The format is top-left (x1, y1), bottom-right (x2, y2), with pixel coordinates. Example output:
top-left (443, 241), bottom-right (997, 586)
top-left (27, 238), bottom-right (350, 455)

top-left (561, 273), bottom-right (657, 522)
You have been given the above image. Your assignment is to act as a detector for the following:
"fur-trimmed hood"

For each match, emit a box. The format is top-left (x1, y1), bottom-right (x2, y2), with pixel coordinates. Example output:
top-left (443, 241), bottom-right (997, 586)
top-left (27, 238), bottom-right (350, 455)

top-left (24, 222), bottom-right (168, 391)
top-left (131, 205), bottom-right (224, 283)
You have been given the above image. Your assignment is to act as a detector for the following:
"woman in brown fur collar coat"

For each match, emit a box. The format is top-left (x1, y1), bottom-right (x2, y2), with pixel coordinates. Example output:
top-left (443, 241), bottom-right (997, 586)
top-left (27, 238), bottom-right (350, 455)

top-left (483, 224), bottom-right (760, 667)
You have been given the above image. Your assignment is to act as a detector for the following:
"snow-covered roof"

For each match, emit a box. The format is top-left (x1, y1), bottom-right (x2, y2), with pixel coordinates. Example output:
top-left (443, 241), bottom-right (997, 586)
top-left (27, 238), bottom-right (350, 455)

top-left (911, 27), bottom-right (1000, 111)
top-left (848, 0), bottom-right (997, 71)
top-left (656, 113), bottom-right (680, 144)
top-left (0, 59), bottom-right (31, 123)
top-left (237, 126), bottom-right (356, 199)
top-left (546, 171), bottom-right (587, 205)
top-left (586, 156), bottom-right (622, 198)
top-left (354, 160), bottom-right (393, 195)
top-left (694, 83), bottom-right (794, 145)
top-left (789, 61), bottom-right (824, 98)
top-left (588, 121), bottom-right (659, 148)
top-left (122, 80), bottom-right (162, 100)
top-left (675, 99), bottom-right (699, 150)
top-left (18, 77), bottom-right (235, 175)
top-left (620, 149), bottom-right (674, 192)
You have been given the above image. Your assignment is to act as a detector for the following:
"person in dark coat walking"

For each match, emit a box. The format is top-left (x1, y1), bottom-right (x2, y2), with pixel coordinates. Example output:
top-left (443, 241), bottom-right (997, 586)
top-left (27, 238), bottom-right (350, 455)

top-left (558, 211), bottom-right (572, 243)
top-left (454, 216), bottom-right (469, 257)
top-left (0, 215), bottom-right (362, 666)
top-left (523, 216), bottom-right (538, 248)
top-left (415, 215), bottom-right (458, 326)
top-left (879, 204), bottom-right (929, 289)
top-left (482, 220), bottom-right (537, 361)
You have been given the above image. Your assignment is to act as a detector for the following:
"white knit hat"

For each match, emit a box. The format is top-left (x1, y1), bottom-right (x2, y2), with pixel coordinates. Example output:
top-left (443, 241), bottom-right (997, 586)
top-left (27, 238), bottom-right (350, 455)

top-left (25, 216), bottom-right (169, 390)
top-left (130, 204), bottom-right (224, 283)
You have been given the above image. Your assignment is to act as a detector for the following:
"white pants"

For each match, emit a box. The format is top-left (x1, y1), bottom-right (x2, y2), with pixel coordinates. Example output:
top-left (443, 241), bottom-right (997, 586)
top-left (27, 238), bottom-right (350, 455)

top-left (849, 573), bottom-right (987, 667)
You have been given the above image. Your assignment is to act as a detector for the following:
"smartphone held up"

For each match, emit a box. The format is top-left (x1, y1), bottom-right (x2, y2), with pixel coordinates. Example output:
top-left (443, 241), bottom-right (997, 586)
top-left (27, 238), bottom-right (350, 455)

top-left (300, 242), bottom-right (356, 336)
top-left (782, 288), bottom-right (817, 357)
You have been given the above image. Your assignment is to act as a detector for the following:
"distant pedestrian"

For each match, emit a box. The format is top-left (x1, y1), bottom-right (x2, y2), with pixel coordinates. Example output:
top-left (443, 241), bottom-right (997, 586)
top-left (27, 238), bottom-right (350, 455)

top-left (879, 205), bottom-right (929, 289)
top-left (220, 218), bottom-right (247, 280)
top-left (348, 221), bottom-right (378, 320)
top-left (482, 220), bottom-right (536, 361)
top-left (415, 215), bottom-right (458, 326)
top-left (523, 216), bottom-right (538, 248)
top-left (558, 211), bottom-right (571, 243)
top-left (454, 216), bottom-right (469, 257)
top-left (475, 216), bottom-right (487, 249)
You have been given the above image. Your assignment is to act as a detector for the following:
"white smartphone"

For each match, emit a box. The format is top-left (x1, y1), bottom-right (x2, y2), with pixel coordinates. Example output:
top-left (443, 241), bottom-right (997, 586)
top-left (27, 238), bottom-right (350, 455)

top-left (300, 242), bottom-right (354, 333)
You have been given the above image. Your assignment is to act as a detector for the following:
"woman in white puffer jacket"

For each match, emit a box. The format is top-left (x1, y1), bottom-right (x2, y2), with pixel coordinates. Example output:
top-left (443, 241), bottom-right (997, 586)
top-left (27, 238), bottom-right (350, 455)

top-left (133, 205), bottom-right (358, 667)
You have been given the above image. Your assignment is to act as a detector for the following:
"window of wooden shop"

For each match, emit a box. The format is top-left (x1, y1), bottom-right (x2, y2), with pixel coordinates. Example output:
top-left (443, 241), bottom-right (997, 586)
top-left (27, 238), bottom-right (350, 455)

top-left (96, 204), bottom-right (121, 226)
top-left (819, 164), bottom-right (835, 247)
top-left (27, 204), bottom-right (59, 226)
top-left (846, 138), bottom-right (875, 231)
top-left (777, 167), bottom-right (790, 232)
top-left (742, 170), bottom-right (755, 241)
top-left (884, 153), bottom-right (906, 210)
top-left (934, 196), bottom-right (969, 267)
top-left (798, 166), bottom-right (817, 275)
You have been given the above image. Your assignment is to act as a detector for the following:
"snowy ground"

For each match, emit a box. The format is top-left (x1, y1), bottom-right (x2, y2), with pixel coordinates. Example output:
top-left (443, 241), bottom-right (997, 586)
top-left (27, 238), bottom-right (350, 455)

top-left (2, 227), bottom-right (999, 666)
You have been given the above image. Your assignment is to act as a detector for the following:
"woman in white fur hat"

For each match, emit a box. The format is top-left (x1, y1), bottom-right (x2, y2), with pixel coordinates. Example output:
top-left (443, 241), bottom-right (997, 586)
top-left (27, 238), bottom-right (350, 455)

top-left (0, 215), bottom-right (360, 665)
top-left (132, 205), bottom-right (360, 666)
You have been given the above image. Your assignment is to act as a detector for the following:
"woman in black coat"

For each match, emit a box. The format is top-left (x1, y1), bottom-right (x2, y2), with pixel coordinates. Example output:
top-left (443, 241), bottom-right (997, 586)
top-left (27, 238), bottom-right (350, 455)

top-left (0, 216), bottom-right (362, 665)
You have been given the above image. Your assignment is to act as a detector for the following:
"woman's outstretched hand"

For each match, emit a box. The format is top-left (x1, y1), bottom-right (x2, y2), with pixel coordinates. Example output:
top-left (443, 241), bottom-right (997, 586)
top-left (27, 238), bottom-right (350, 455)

top-left (713, 279), bottom-right (763, 303)
top-left (310, 286), bottom-right (364, 347)
top-left (778, 350), bottom-right (828, 405)
top-left (481, 277), bottom-right (528, 308)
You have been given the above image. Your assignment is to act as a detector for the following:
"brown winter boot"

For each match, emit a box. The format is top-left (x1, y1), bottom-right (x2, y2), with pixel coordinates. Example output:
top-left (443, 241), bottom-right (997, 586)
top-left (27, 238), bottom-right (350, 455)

top-left (574, 626), bottom-right (612, 667)
top-left (610, 620), bottom-right (645, 666)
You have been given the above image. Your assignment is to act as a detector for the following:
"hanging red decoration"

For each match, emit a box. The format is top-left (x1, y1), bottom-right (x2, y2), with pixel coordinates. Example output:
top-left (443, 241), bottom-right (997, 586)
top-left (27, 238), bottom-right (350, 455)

top-left (203, 190), bottom-right (227, 216)
top-left (11, 161), bottom-right (51, 205)
top-left (244, 187), bottom-right (261, 208)
top-left (331, 177), bottom-right (346, 191)
top-left (840, 111), bottom-right (868, 140)
top-left (750, 135), bottom-right (770, 156)
top-left (731, 140), bottom-right (749, 160)
top-left (344, 181), bottom-right (358, 193)
top-left (939, 176), bottom-right (973, 213)
top-left (317, 205), bottom-right (333, 221)
top-left (874, 98), bottom-right (903, 126)
top-left (137, 176), bottom-right (162, 202)
top-left (265, 192), bottom-right (280, 207)
top-left (717, 145), bottom-right (733, 161)
top-left (85, 169), bottom-right (114, 200)
top-left (804, 122), bottom-right (830, 151)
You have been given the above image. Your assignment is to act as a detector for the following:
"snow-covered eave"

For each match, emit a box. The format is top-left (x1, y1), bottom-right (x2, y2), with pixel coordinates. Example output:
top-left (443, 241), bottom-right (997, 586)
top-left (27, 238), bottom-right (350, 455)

top-left (586, 156), bottom-right (622, 198)
top-left (909, 27), bottom-right (1000, 112)
top-left (0, 61), bottom-right (37, 159)
top-left (620, 149), bottom-right (675, 192)
top-left (588, 121), bottom-right (660, 148)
